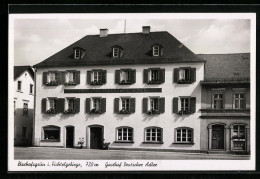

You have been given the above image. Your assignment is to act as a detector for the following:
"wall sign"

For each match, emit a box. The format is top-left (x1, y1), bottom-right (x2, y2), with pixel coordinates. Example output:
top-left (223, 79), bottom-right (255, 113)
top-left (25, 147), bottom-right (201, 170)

top-left (64, 88), bottom-right (162, 93)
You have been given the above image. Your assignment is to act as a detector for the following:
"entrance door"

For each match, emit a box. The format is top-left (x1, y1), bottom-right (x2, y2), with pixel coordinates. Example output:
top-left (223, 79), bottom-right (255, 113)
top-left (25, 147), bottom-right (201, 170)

top-left (90, 127), bottom-right (103, 149)
top-left (66, 127), bottom-right (74, 148)
top-left (212, 125), bottom-right (224, 149)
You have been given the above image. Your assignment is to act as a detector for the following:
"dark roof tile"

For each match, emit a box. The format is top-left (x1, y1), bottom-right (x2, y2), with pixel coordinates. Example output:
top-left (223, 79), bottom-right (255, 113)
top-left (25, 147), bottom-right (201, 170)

top-left (14, 66), bottom-right (34, 80)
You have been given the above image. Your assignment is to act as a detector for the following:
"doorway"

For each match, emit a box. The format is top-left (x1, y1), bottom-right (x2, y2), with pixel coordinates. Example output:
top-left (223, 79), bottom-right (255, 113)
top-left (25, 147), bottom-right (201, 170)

top-left (90, 127), bottom-right (103, 149)
top-left (212, 125), bottom-right (224, 149)
top-left (66, 126), bottom-right (74, 148)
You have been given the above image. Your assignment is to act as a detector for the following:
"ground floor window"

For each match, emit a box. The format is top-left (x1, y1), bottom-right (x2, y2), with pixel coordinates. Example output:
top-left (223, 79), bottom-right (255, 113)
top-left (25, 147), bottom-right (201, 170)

top-left (233, 125), bottom-right (245, 139)
top-left (42, 126), bottom-right (60, 141)
top-left (175, 127), bottom-right (193, 143)
top-left (145, 127), bottom-right (162, 142)
top-left (117, 127), bottom-right (133, 142)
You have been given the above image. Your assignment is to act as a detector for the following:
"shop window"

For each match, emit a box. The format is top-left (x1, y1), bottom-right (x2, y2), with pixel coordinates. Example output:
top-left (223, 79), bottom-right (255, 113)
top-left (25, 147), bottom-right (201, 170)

top-left (42, 126), bottom-right (60, 141)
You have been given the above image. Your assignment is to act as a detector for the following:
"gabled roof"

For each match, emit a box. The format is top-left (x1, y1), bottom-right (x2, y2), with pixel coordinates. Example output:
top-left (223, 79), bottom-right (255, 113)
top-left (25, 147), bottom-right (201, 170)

top-left (14, 66), bottom-right (34, 80)
top-left (34, 31), bottom-right (204, 68)
top-left (197, 53), bottom-right (250, 79)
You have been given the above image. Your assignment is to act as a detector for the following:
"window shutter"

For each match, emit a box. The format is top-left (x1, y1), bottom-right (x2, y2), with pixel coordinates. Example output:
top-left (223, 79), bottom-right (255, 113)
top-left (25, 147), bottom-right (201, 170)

top-left (143, 98), bottom-right (148, 113)
top-left (85, 98), bottom-right (91, 113)
top-left (56, 98), bottom-right (65, 113)
top-left (131, 69), bottom-right (136, 83)
top-left (130, 98), bottom-right (135, 113)
top-left (102, 70), bottom-right (107, 84)
top-left (74, 98), bottom-right (80, 113)
top-left (243, 95), bottom-right (246, 109)
top-left (42, 98), bottom-right (46, 113)
top-left (57, 71), bottom-right (62, 84)
top-left (87, 71), bottom-right (92, 84)
top-left (143, 69), bottom-right (149, 83)
top-left (190, 68), bottom-right (196, 83)
top-left (173, 97), bottom-right (179, 113)
top-left (174, 68), bottom-right (180, 83)
top-left (43, 72), bottom-right (48, 85)
top-left (75, 71), bottom-right (80, 84)
top-left (115, 70), bottom-right (121, 84)
top-left (60, 72), bottom-right (66, 85)
top-left (190, 97), bottom-right (196, 113)
top-left (101, 98), bottom-right (106, 113)
top-left (159, 97), bottom-right (165, 114)
top-left (114, 98), bottom-right (119, 113)
top-left (159, 69), bottom-right (165, 84)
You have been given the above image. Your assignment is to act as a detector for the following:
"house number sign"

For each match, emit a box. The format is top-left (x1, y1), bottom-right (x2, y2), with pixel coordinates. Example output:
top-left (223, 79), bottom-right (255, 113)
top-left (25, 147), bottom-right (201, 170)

top-left (64, 88), bottom-right (162, 93)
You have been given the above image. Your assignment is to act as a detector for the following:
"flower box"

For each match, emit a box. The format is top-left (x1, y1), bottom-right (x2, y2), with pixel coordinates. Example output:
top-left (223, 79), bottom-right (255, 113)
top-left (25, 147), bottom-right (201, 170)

top-left (46, 108), bottom-right (56, 114)
top-left (90, 81), bottom-right (103, 85)
top-left (147, 109), bottom-right (159, 115)
top-left (64, 81), bottom-right (77, 86)
top-left (89, 108), bottom-right (102, 115)
top-left (178, 79), bottom-right (191, 84)
top-left (147, 79), bottom-right (161, 84)
top-left (119, 109), bottom-right (131, 114)
top-left (45, 81), bottom-right (58, 86)
top-left (178, 109), bottom-right (191, 115)
top-left (119, 80), bottom-right (132, 85)
top-left (63, 108), bottom-right (75, 114)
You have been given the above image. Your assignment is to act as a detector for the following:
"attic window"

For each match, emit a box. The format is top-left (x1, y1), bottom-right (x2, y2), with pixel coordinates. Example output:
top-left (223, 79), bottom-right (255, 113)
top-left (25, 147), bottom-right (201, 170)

top-left (74, 49), bottom-right (81, 59)
top-left (113, 48), bottom-right (120, 58)
top-left (73, 48), bottom-right (85, 59)
top-left (152, 44), bottom-right (162, 57)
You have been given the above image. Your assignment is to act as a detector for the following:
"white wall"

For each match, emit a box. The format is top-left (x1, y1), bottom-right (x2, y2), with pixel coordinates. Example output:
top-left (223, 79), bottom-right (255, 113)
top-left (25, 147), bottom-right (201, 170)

top-left (34, 62), bottom-right (204, 150)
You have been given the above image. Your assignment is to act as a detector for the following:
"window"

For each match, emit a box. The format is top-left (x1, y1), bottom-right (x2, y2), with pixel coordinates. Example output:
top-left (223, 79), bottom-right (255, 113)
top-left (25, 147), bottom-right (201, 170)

top-left (30, 84), bottom-right (33, 94)
top-left (173, 97), bottom-right (196, 114)
top-left (179, 69), bottom-right (190, 81)
top-left (43, 72), bottom-right (59, 86)
top-left (117, 127), bottom-right (133, 142)
top-left (121, 71), bottom-right (130, 82)
top-left (23, 102), bottom-right (28, 115)
top-left (67, 72), bottom-right (76, 83)
top-left (234, 93), bottom-right (245, 109)
top-left (113, 48), bottom-right (120, 57)
top-left (87, 70), bottom-right (107, 85)
top-left (153, 46), bottom-right (160, 56)
top-left (22, 127), bottom-right (27, 138)
top-left (115, 69), bottom-right (136, 84)
top-left (233, 125), bottom-right (245, 139)
top-left (180, 98), bottom-right (189, 112)
top-left (64, 98), bottom-right (80, 114)
top-left (93, 71), bottom-right (101, 82)
top-left (151, 69), bottom-right (159, 81)
top-left (93, 98), bottom-right (101, 111)
top-left (74, 49), bottom-right (81, 59)
top-left (114, 98), bottom-right (135, 114)
top-left (67, 99), bottom-right (75, 111)
top-left (213, 94), bottom-right (223, 109)
top-left (143, 68), bottom-right (165, 84)
top-left (174, 68), bottom-right (196, 84)
top-left (175, 128), bottom-right (193, 143)
top-left (121, 98), bottom-right (130, 111)
top-left (17, 81), bottom-right (22, 91)
top-left (47, 98), bottom-right (56, 114)
top-left (149, 98), bottom-right (159, 111)
top-left (143, 97), bottom-right (165, 115)
top-left (48, 72), bottom-right (58, 82)
top-left (145, 127), bottom-right (162, 142)
top-left (42, 126), bottom-right (60, 141)
top-left (86, 98), bottom-right (106, 114)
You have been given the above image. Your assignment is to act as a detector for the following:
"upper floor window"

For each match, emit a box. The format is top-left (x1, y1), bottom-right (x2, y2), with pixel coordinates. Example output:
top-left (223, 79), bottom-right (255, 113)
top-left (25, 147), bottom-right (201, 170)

top-left (64, 98), bottom-right (80, 114)
top-left (64, 71), bottom-right (80, 86)
top-left (213, 94), bottom-right (223, 109)
top-left (143, 68), bottom-right (165, 84)
top-left (175, 127), bottom-right (193, 143)
top-left (87, 70), bottom-right (107, 85)
top-left (17, 81), bottom-right (22, 91)
top-left (143, 97), bottom-right (165, 115)
top-left (86, 97), bottom-right (106, 114)
top-left (174, 68), bottom-right (196, 84)
top-left (116, 127), bottom-right (133, 142)
top-left (114, 97), bottom-right (135, 114)
top-left (115, 69), bottom-right (136, 84)
top-left (234, 93), bottom-right (245, 109)
top-left (46, 98), bottom-right (57, 114)
top-left (73, 47), bottom-right (85, 59)
top-left (43, 72), bottom-right (59, 86)
top-left (151, 44), bottom-right (163, 57)
top-left (144, 127), bottom-right (163, 143)
top-left (173, 97), bottom-right (196, 115)
top-left (23, 102), bottom-right (28, 115)
top-left (30, 84), bottom-right (33, 94)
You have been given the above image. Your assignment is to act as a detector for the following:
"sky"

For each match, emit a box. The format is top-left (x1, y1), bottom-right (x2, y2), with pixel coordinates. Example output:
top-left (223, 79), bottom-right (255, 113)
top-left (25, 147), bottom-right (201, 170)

top-left (12, 17), bottom-right (251, 66)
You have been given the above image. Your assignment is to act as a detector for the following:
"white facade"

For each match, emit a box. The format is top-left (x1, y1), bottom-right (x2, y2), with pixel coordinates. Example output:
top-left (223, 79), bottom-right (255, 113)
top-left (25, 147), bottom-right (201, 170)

top-left (14, 69), bottom-right (34, 146)
top-left (34, 62), bottom-right (204, 151)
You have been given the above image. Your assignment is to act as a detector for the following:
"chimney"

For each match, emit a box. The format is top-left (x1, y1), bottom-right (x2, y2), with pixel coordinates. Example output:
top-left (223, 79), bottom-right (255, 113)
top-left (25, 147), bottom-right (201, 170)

top-left (142, 26), bottom-right (151, 34)
top-left (99, 28), bottom-right (109, 37)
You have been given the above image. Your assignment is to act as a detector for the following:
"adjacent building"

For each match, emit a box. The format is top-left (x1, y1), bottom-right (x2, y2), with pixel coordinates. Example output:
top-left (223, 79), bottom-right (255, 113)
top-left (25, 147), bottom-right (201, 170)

top-left (14, 66), bottom-right (34, 146)
top-left (32, 26), bottom-right (250, 154)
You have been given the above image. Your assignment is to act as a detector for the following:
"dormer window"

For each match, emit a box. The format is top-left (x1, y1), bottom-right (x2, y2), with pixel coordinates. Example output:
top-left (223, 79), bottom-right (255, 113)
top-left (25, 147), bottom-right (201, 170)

top-left (73, 47), bottom-right (85, 59)
top-left (152, 44), bottom-right (163, 57)
top-left (74, 49), bottom-right (81, 59)
top-left (111, 45), bottom-right (123, 58)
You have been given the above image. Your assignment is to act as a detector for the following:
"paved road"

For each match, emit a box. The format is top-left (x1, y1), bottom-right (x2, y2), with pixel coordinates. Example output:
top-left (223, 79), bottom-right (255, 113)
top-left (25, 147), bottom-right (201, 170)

top-left (14, 147), bottom-right (250, 160)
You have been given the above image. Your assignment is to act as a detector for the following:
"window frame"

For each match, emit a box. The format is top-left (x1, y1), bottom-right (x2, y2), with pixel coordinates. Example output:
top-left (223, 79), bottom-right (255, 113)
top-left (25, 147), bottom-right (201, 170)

top-left (120, 70), bottom-right (131, 83)
top-left (92, 97), bottom-right (101, 111)
top-left (47, 98), bottom-right (57, 112)
top-left (174, 127), bottom-right (194, 144)
top-left (152, 46), bottom-right (160, 56)
top-left (93, 71), bottom-right (102, 82)
top-left (23, 102), bottom-right (28, 115)
top-left (233, 93), bottom-right (245, 109)
top-left (232, 124), bottom-right (246, 140)
top-left (144, 127), bottom-right (163, 143)
top-left (212, 93), bottom-right (224, 109)
top-left (48, 72), bottom-right (58, 83)
top-left (29, 84), bottom-right (33, 94)
top-left (113, 48), bottom-right (120, 58)
top-left (42, 125), bottom-right (61, 142)
top-left (74, 49), bottom-right (81, 59)
top-left (116, 127), bottom-right (133, 142)
top-left (148, 97), bottom-right (159, 112)
top-left (179, 68), bottom-right (191, 82)
top-left (67, 71), bottom-right (76, 83)
top-left (17, 81), bottom-right (22, 91)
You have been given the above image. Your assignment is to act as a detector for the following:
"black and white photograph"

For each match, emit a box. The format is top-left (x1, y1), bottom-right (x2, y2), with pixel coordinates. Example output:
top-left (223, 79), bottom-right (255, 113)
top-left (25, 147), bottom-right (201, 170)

top-left (8, 13), bottom-right (256, 171)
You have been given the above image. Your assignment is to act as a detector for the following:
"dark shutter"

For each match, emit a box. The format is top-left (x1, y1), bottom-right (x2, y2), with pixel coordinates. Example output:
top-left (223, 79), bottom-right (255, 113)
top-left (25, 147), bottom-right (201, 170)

top-left (85, 98), bottom-right (91, 113)
top-left (102, 70), bottom-right (107, 84)
top-left (159, 69), bottom-right (165, 84)
top-left (101, 98), bottom-right (106, 113)
top-left (131, 69), bottom-right (136, 84)
top-left (60, 72), bottom-right (66, 85)
top-left (243, 94), bottom-right (246, 109)
top-left (43, 72), bottom-right (48, 85)
top-left (143, 69), bottom-right (149, 83)
top-left (130, 98), bottom-right (135, 113)
top-left (174, 68), bottom-right (180, 83)
top-left (75, 71), bottom-right (80, 84)
top-left (190, 68), bottom-right (196, 83)
top-left (190, 97), bottom-right (196, 113)
top-left (115, 70), bottom-right (121, 84)
top-left (173, 97), bottom-right (179, 113)
top-left (114, 98), bottom-right (119, 113)
top-left (159, 97), bottom-right (165, 114)
top-left (57, 71), bottom-right (62, 84)
top-left (74, 98), bottom-right (80, 113)
top-left (143, 98), bottom-right (148, 113)
top-left (56, 98), bottom-right (65, 113)
top-left (87, 71), bottom-right (92, 84)
top-left (42, 98), bottom-right (46, 113)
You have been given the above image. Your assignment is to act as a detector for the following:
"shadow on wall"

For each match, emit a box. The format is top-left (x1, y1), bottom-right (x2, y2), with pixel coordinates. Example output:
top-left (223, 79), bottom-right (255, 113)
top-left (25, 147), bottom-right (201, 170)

top-left (110, 142), bottom-right (134, 147)
top-left (142, 114), bottom-right (159, 122)
top-left (139, 143), bottom-right (163, 148)
top-left (85, 113), bottom-right (102, 121)
top-left (115, 114), bottom-right (132, 121)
